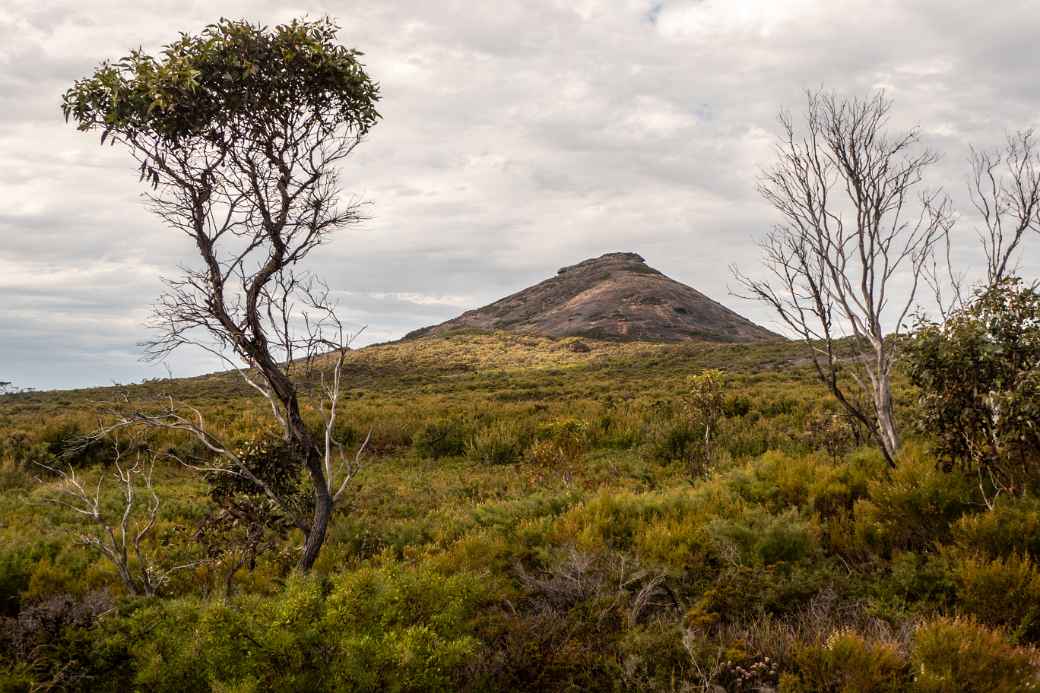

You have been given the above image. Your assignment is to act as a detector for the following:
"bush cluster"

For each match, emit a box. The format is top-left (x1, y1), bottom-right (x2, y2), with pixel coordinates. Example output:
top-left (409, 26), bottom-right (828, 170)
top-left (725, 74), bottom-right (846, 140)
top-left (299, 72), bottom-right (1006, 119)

top-left (4, 330), bottom-right (1040, 690)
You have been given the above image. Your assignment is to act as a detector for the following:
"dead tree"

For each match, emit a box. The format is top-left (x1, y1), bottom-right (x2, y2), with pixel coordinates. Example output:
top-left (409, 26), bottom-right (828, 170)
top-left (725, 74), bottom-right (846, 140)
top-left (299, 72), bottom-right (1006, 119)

top-left (35, 441), bottom-right (183, 596)
top-left (62, 19), bottom-right (380, 570)
top-left (970, 130), bottom-right (1040, 286)
top-left (734, 91), bottom-right (951, 467)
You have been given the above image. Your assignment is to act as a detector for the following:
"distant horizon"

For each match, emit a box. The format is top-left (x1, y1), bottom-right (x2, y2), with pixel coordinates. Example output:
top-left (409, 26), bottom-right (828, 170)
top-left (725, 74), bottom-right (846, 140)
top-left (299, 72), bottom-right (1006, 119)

top-left (8, 248), bottom-right (787, 393)
top-left (3, 1), bottom-right (1038, 389)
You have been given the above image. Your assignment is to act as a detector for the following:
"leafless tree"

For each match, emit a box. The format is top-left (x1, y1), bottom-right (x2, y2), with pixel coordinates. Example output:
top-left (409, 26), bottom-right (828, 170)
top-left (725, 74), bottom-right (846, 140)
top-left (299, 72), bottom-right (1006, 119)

top-left (922, 131), bottom-right (1040, 318)
top-left (969, 130), bottom-right (1040, 286)
top-left (734, 90), bottom-right (952, 467)
top-left (35, 438), bottom-right (201, 596)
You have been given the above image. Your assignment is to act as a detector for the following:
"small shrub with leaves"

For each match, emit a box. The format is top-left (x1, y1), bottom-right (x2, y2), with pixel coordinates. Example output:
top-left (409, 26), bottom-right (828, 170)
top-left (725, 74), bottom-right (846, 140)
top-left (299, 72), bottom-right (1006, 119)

top-left (785, 629), bottom-right (908, 692)
top-left (413, 418), bottom-right (470, 459)
top-left (951, 551), bottom-right (1040, 640)
top-left (526, 417), bottom-right (590, 481)
top-left (196, 435), bottom-right (308, 592)
top-left (907, 278), bottom-right (1040, 499)
top-left (466, 420), bottom-right (527, 465)
top-left (910, 617), bottom-right (1040, 692)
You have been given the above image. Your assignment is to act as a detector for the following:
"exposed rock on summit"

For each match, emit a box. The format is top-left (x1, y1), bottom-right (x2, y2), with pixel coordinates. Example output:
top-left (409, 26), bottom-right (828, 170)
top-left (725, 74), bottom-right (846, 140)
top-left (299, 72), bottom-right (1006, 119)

top-left (406, 252), bottom-right (781, 343)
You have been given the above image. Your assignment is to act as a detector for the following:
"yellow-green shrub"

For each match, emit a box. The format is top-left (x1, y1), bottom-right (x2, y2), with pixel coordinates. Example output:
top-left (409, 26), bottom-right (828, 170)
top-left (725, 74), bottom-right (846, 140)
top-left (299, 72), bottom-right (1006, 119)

top-left (951, 498), bottom-right (1040, 559)
top-left (910, 617), bottom-right (1040, 692)
top-left (850, 451), bottom-right (975, 557)
top-left (466, 420), bottom-right (527, 465)
top-left (413, 418), bottom-right (469, 459)
top-left (704, 507), bottom-right (820, 567)
top-left (952, 552), bottom-right (1040, 639)
top-left (784, 629), bottom-right (908, 692)
top-left (324, 565), bottom-right (489, 691)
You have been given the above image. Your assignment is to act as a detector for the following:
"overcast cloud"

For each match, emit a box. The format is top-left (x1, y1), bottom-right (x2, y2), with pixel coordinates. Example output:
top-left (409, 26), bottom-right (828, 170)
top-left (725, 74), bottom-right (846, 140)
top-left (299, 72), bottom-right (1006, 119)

top-left (1, 0), bottom-right (1039, 389)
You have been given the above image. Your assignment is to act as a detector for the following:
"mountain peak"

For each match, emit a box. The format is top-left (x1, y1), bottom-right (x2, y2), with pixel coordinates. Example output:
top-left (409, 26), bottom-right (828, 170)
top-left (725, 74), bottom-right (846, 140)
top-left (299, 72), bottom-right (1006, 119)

top-left (406, 252), bottom-right (781, 343)
top-left (556, 252), bottom-right (647, 275)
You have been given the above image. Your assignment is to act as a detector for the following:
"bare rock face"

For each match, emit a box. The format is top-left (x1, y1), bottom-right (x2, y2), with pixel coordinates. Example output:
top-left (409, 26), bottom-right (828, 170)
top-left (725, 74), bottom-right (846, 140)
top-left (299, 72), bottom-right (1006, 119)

top-left (405, 252), bottom-right (782, 343)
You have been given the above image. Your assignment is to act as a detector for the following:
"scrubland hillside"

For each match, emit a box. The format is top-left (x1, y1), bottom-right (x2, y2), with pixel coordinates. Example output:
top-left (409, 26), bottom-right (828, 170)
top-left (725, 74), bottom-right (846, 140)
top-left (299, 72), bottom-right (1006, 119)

top-left (1, 333), bottom-right (1038, 691)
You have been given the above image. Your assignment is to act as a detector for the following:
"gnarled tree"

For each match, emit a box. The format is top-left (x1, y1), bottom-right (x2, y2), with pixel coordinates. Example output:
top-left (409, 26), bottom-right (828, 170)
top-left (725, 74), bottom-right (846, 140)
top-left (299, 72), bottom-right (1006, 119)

top-left (734, 90), bottom-right (951, 467)
top-left (62, 18), bottom-right (379, 570)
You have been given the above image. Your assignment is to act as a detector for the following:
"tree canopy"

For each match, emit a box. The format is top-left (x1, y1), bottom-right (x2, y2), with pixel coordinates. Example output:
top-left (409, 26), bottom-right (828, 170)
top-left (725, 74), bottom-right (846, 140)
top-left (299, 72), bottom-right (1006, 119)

top-left (62, 17), bottom-right (379, 176)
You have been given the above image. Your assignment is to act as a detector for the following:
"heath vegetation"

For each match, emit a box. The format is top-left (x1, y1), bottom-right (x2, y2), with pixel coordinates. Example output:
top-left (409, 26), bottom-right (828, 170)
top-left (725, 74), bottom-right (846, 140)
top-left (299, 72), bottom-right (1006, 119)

top-left (3, 14), bottom-right (1040, 693)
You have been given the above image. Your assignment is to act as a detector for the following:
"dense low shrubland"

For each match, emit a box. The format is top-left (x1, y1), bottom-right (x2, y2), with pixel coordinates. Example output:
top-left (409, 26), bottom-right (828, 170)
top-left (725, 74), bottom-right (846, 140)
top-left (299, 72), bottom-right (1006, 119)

top-left (2, 334), bottom-right (1039, 691)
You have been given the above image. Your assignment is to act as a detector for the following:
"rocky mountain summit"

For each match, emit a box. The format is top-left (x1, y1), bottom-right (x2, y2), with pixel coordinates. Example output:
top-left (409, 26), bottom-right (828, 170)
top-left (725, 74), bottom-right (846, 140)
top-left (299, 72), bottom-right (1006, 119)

top-left (406, 252), bottom-right (782, 342)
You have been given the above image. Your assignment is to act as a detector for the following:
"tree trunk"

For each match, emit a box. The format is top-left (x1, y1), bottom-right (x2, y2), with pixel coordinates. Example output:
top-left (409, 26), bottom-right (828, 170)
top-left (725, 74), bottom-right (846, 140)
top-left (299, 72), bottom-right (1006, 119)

top-left (874, 378), bottom-right (900, 469)
top-left (269, 374), bottom-right (334, 572)
top-left (298, 451), bottom-right (333, 572)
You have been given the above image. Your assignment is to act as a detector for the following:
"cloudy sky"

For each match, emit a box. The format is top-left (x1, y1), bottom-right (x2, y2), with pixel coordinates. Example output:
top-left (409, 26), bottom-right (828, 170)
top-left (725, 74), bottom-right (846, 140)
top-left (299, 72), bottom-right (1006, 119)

top-left (2, 0), bottom-right (1039, 389)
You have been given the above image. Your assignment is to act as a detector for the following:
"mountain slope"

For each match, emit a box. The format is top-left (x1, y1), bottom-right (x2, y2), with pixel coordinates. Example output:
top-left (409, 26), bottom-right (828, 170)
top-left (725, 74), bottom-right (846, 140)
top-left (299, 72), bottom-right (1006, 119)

top-left (406, 252), bottom-right (781, 342)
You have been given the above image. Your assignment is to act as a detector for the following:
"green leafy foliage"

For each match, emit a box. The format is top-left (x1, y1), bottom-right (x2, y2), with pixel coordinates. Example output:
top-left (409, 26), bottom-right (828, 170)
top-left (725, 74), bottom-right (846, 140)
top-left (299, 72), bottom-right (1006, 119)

top-left (196, 435), bottom-right (308, 593)
top-left (910, 617), bottom-right (1040, 692)
top-left (413, 418), bottom-right (470, 459)
top-left (952, 552), bottom-right (1040, 640)
top-left (466, 419), bottom-right (529, 465)
top-left (786, 630), bottom-right (909, 692)
top-left (907, 278), bottom-right (1040, 496)
top-left (61, 18), bottom-right (379, 153)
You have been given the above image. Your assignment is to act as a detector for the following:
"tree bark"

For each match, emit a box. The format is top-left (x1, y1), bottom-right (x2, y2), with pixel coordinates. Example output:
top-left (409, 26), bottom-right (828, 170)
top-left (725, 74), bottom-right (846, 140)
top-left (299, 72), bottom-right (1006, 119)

top-left (298, 453), bottom-right (333, 571)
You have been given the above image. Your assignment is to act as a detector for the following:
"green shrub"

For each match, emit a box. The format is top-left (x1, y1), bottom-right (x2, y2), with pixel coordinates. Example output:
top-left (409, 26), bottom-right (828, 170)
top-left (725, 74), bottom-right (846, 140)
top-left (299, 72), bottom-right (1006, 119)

top-left (617, 622), bottom-right (690, 690)
top-left (323, 565), bottom-right (488, 691)
top-left (525, 417), bottom-right (589, 478)
top-left (0, 551), bottom-right (32, 617)
top-left (910, 617), bottom-right (1040, 692)
top-left (758, 396), bottom-right (798, 418)
top-left (555, 486), bottom-right (716, 556)
top-left (593, 408), bottom-right (644, 449)
top-left (1, 590), bottom-right (123, 692)
top-left (723, 394), bottom-right (752, 418)
top-left (38, 421), bottom-right (110, 469)
top-left (365, 418), bottom-right (416, 454)
top-left (850, 450), bottom-right (975, 557)
top-left (875, 551), bottom-right (954, 613)
top-left (688, 562), bottom-right (835, 625)
top-left (646, 419), bottom-right (702, 464)
top-left (413, 418), bottom-right (469, 459)
top-left (0, 459), bottom-right (29, 494)
top-left (727, 450), bottom-right (879, 519)
top-left (466, 420), bottom-right (526, 465)
top-left (906, 278), bottom-right (1040, 498)
top-left (952, 552), bottom-right (1040, 640)
top-left (100, 567), bottom-right (490, 692)
top-left (706, 507), bottom-right (820, 567)
top-left (951, 497), bottom-right (1040, 559)
top-left (786, 629), bottom-right (908, 692)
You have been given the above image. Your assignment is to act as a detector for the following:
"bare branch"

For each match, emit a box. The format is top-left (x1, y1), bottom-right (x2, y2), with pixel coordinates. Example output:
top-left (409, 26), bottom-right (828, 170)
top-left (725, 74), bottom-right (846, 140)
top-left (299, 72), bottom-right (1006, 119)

top-left (969, 130), bottom-right (1040, 286)
top-left (34, 436), bottom-right (175, 596)
top-left (734, 90), bottom-right (951, 467)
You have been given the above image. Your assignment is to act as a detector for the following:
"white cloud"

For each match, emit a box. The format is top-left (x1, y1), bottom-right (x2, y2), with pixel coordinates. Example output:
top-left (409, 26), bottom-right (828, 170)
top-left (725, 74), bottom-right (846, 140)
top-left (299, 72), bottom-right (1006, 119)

top-left (656, 0), bottom-right (818, 40)
top-left (1, 0), bottom-right (1039, 388)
